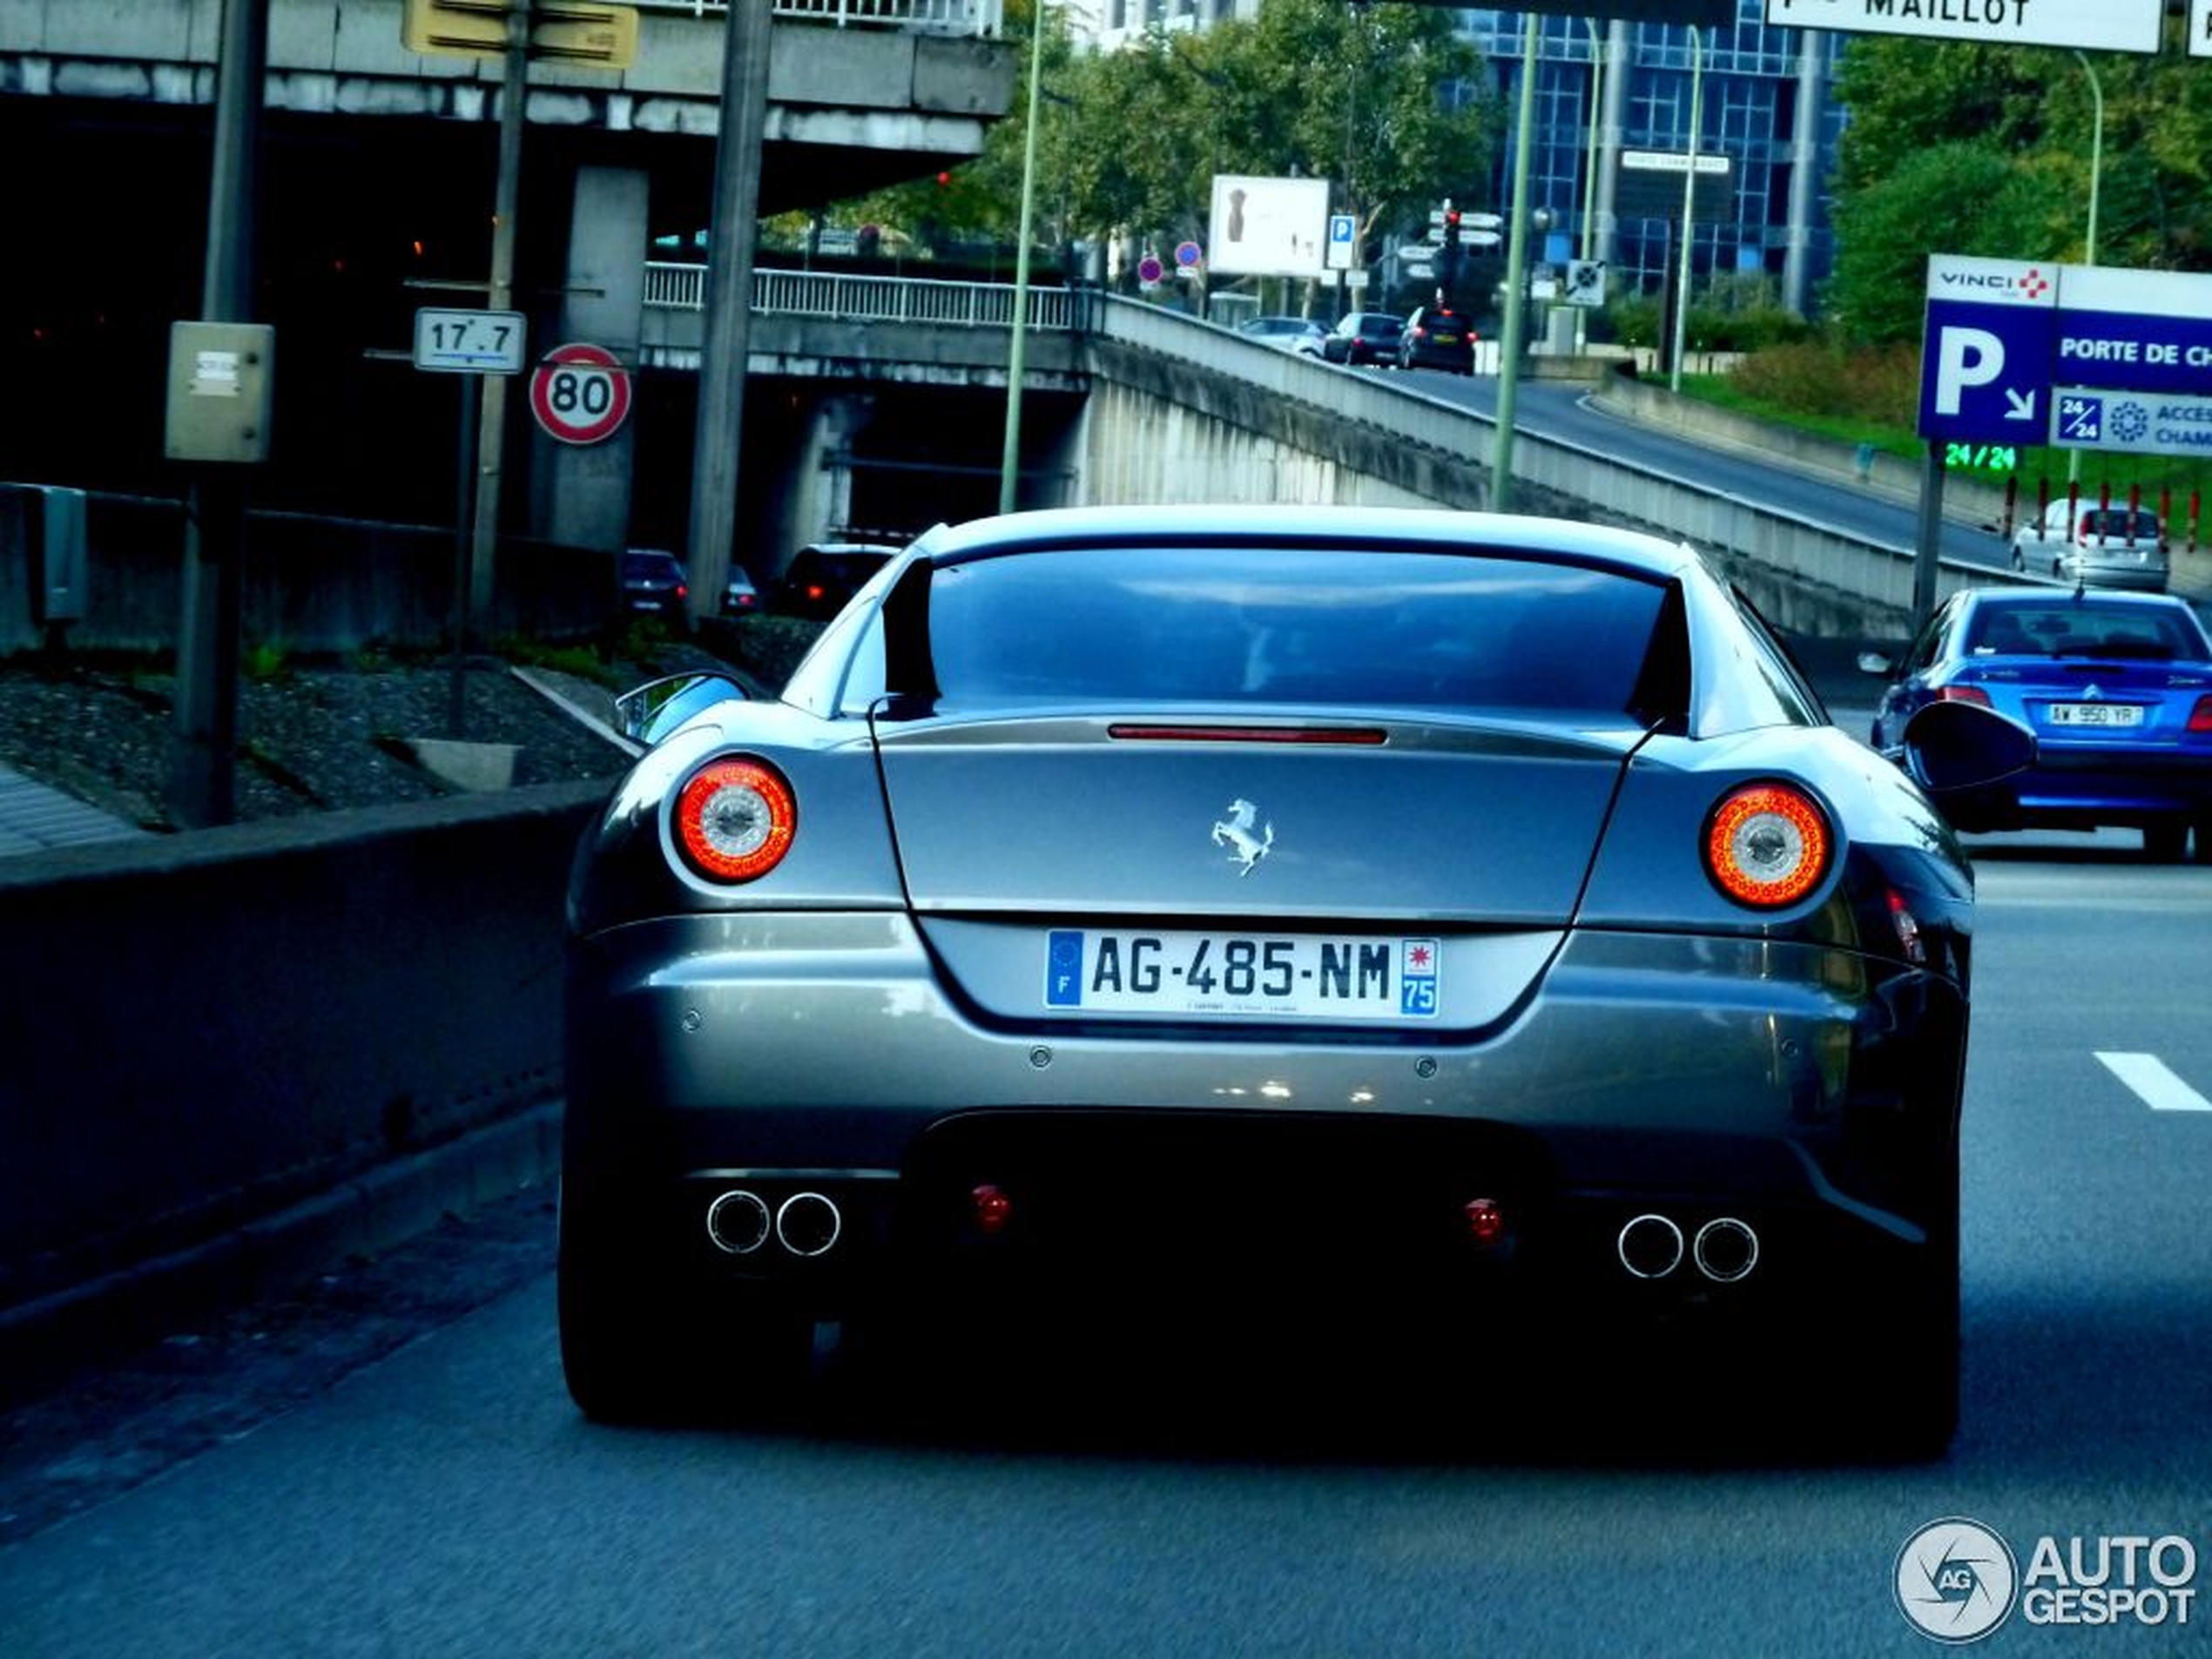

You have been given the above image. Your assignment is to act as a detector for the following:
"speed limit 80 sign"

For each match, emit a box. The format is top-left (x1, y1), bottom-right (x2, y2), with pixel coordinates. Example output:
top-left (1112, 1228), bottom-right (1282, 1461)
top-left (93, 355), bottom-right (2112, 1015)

top-left (529, 342), bottom-right (632, 445)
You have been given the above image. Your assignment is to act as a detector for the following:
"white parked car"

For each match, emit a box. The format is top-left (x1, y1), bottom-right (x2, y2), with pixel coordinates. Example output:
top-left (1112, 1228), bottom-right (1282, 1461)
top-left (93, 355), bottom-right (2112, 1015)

top-left (2007, 500), bottom-right (2169, 592)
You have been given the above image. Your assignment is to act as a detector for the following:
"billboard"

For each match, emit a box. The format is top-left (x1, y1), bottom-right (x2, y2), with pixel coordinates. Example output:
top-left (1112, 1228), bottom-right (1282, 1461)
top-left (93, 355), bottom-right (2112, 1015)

top-left (1208, 176), bottom-right (1331, 280)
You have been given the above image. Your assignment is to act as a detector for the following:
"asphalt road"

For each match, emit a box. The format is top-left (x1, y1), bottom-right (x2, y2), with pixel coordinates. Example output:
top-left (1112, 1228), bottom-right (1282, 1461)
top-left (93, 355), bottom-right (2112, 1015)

top-left (1396, 369), bottom-right (2066, 580)
top-left (2, 833), bottom-right (2207, 1658)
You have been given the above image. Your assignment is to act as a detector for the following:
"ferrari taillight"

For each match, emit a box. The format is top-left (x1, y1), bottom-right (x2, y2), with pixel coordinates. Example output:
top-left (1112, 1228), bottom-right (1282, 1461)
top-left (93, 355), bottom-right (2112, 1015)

top-left (1703, 783), bottom-right (1832, 908)
top-left (674, 757), bottom-right (796, 882)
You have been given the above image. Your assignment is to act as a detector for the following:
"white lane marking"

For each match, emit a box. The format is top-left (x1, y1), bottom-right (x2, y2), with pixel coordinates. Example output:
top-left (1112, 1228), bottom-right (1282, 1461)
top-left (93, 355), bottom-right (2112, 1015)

top-left (2096, 1052), bottom-right (2212, 1114)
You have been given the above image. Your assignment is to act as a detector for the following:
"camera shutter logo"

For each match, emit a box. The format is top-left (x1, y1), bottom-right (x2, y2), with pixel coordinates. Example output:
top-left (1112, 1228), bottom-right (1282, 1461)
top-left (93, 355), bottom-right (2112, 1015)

top-left (1896, 1517), bottom-right (2020, 1643)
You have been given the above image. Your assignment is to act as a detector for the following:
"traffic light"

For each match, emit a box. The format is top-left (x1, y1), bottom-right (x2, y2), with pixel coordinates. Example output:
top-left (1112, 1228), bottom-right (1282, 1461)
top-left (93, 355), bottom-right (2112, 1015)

top-left (1442, 208), bottom-right (1461, 251)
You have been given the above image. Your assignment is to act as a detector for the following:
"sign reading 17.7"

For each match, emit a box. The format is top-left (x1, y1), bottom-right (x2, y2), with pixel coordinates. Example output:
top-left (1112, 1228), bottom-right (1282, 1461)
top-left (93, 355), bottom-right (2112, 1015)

top-left (412, 307), bottom-right (527, 375)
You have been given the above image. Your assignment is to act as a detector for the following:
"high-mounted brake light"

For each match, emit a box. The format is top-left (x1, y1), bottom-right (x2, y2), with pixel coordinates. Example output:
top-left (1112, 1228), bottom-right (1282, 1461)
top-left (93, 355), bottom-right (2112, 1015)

top-left (674, 757), bottom-right (796, 882)
top-left (1703, 783), bottom-right (1832, 908)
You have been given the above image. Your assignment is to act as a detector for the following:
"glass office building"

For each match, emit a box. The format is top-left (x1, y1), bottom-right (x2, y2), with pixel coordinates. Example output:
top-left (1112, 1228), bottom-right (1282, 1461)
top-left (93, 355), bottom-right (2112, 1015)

top-left (1459, 4), bottom-right (1841, 314)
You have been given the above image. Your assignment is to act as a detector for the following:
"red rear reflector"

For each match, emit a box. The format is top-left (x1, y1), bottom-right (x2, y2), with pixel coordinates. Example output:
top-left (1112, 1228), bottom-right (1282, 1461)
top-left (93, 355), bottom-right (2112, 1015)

top-left (1704, 783), bottom-right (1832, 908)
top-left (1463, 1197), bottom-right (1506, 1247)
top-left (1107, 725), bottom-right (1387, 745)
top-left (2190, 697), bottom-right (2212, 734)
top-left (971, 1184), bottom-right (1013, 1235)
top-left (674, 757), bottom-right (797, 883)
top-left (1886, 887), bottom-right (1926, 965)
top-left (1938, 685), bottom-right (1992, 707)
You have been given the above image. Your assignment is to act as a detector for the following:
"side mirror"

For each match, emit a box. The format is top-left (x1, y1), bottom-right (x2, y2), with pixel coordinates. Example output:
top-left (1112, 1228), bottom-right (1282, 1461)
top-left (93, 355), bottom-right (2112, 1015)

top-left (613, 672), bottom-right (746, 748)
top-left (1856, 650), bottom-right (1896, 678)
top-left (1900, 698), bottom-right (2035, 794)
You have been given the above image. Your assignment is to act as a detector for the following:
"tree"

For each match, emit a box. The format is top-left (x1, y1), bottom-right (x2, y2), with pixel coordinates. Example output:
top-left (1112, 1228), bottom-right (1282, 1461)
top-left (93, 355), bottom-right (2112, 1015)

top-left (826, 0), bottom-right (1495, 292)
top-left (1824, 140), bottom-right (2047, 344)
top-left (1826, 33), bottom-right (2212, 341)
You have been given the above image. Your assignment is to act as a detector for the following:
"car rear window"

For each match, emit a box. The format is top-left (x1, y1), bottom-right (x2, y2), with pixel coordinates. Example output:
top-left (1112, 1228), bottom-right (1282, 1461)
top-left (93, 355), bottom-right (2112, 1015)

top-left (1969, 603), bottom-right (2209, 660)
top-left (921, 546), bottom-right (1670, 716)
top-left (2077, 509), bottom-right (2159, 542)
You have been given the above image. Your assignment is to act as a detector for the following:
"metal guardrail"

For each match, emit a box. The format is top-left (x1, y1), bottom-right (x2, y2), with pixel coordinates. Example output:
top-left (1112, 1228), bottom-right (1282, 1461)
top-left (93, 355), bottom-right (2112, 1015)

top-left (636, 0), bottom-right (1003, 36)
top-left (1089, 292), bottom-right (2016, 619)
top-left (643, 264), bottom-right (1085, 331)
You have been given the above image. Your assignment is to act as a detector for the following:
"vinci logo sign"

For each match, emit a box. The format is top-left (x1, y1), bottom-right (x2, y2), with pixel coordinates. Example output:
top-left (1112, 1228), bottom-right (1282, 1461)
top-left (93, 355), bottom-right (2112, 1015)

top-left (1929, 262), bottom-right (2052, 306)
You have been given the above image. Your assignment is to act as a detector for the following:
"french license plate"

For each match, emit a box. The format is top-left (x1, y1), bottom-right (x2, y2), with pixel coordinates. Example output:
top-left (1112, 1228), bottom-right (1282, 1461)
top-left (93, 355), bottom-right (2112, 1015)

top-left (1432, 332), bottom-right (1460, 344)
top-left (2047, 703), bottom-right (2144, 727)
top-left (1044, 929), bottom-right (1440, 1020)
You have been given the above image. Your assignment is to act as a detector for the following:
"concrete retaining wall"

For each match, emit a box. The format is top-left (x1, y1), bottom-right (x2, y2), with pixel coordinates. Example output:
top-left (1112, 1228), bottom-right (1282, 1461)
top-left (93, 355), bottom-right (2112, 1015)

top-left (0, 489), bottom-right (617, 658)
top-left (0, 782), bottom-right (604, 1383)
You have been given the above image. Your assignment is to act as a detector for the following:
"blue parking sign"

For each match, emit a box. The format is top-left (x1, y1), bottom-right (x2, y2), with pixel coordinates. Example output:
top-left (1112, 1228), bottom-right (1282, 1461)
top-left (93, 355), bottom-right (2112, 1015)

top-left (1917, 299), bottom-right (2056, 446)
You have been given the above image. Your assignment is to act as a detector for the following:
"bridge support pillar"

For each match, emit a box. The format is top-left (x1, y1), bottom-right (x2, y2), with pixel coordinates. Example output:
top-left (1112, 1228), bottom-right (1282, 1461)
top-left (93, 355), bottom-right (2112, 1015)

top-left (532, 165), bottom-right (648, 560)
top-left (778, 394), bottom-right (875, 567)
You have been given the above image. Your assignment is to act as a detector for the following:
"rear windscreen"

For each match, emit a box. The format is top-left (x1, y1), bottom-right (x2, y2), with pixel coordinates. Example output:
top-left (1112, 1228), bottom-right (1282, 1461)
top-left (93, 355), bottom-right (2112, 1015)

top-left (2079, 510), bottom-right (2160, 542)
top-left (1969, 604), bottom-right (2209, 660)
top-left (921, 546), bottom-right (1670, 715)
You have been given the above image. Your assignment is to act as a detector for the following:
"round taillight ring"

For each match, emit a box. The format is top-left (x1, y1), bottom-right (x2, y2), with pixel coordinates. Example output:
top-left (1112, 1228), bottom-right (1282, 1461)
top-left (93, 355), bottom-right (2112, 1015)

top-left (674, 756), bottom-right (796, 883)
top-left (1703, 782), bottom-right (1831, 909)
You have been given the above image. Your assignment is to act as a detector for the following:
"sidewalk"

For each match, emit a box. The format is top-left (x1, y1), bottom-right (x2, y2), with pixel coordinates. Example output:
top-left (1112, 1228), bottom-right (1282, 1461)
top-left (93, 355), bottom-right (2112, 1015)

top-left (0, 764), bottom-right (148, 858)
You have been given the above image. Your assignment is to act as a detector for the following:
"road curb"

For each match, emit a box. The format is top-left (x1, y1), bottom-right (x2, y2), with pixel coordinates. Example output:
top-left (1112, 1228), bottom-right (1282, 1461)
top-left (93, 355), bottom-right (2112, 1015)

top-left (0, 1101), bottom-right (563, 1409)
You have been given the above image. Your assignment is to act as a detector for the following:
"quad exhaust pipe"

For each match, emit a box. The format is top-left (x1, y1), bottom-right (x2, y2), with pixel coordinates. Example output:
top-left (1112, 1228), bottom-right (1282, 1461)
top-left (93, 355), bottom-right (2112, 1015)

top-left (1616, 1212), bottom-right (1758, 1282)
top-left (705, 1189), bottom-right (843, 1258)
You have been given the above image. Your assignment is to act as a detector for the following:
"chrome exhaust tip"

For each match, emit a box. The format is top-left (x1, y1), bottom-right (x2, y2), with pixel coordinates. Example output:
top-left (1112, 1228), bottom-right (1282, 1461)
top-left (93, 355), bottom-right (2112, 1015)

top-left (705, 1189), bottom-right (772, 1255)
top-left (1693, 1217), bottom-right (1759, 1283)
top-left (776, 1190), bottom-right (842, 1258)
top-left (1617, 1213), bottom-right (1684, 1279)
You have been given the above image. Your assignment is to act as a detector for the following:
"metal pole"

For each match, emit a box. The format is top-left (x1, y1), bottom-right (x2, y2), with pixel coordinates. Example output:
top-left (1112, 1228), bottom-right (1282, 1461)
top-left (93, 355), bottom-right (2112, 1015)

top-left (1488, 15), bottom-right (1540, 514)
top-left (1668, 25), bottom-right (1703, 395)
top-left (467, 0), bottom-right (529, 664)
top-left (998, 2), bottom-right (1048, 516)
top-left (2067, 50), bottom-right (2101, 489)
top-left (1575, 18), bottom-right (1602, 355)
top-left (687, 0), bottom-right (775, 615)
top-left (168, 0), bottom-right (266, 828)
top-left (449, 374), bottom-right (482, 738)
top-left (1913, 442), bottom-right (1946, 637)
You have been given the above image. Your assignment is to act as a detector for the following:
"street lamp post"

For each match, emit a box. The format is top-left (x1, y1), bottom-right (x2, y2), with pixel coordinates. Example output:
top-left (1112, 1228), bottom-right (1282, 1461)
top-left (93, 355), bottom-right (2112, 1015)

top-left (2067, 49), bottom-right (2102, 488)
top-left (1575, 18), bottom-right (1604, 356)
top-left (998, 3), bottom-right (1049, 516)
top-left (1668, 25), bottom-right (1704, 395)
top-left (1488, 15), bottom-right (1541, 512)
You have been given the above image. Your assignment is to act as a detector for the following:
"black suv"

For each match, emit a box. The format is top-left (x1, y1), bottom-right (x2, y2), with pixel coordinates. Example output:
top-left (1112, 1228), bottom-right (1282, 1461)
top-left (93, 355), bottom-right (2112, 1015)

top-left (768, 543), bottom-right (898, 619)
top-left (1397, 306), bottom-right (1476, 374)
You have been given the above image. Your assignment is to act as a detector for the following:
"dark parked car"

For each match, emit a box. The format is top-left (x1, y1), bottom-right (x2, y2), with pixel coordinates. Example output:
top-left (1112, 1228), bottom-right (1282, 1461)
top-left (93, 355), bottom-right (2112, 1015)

top-left (560, 503), bottom-right (2029, 1450)
top-left (721, 565), bottom-right (761, 619)
top-left (767, 542), bottom-right (898, 619)
top-left (1321, 310), bottom-right (1405, 367)
top-left (1397, 305), bottom-right (1475, 373)
top-left (1865, 586), bottom-right (2212, 860)
top-left (618, 549), bottom-right (690, 625)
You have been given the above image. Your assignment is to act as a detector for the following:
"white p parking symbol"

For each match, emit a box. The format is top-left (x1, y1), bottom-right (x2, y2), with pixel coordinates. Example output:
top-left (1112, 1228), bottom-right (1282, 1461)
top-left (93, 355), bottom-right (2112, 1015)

top-left (1934, 327), bottom-right (2006, 416)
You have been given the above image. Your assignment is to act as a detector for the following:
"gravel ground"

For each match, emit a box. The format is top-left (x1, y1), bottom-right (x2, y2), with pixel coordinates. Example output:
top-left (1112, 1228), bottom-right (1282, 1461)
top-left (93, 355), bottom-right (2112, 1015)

top-left (0, 634), bottom-right (771, 833)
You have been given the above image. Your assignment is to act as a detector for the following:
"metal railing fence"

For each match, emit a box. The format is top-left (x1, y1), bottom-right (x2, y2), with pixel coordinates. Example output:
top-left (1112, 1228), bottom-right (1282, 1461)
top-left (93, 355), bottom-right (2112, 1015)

top-left (635, 0), bottom-right (1002, 36)
top-left (643, 264), bottom-right (1085, 331)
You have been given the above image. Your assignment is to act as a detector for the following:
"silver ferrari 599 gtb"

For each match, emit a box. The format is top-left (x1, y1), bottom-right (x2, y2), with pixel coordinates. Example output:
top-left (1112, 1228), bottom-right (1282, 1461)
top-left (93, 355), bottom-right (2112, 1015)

top-left (559, 505), bottom-right (2030, 1452)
